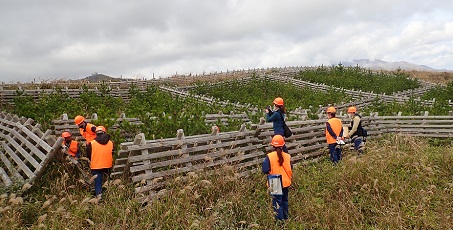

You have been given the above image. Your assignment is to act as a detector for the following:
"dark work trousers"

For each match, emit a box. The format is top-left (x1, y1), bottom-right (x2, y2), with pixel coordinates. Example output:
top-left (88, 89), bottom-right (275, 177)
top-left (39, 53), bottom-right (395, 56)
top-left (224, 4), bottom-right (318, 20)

top-left (272, 187), bottom-right (289, 220)
top-left (91, 168), bottom-right (110, 195)
top-left (328, 143), bottom-right (342, 163)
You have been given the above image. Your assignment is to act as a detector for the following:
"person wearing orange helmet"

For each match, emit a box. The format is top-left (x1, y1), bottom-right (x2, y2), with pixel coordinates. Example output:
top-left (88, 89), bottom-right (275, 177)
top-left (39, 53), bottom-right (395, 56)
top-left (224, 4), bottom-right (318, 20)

top-left (61, 131), bottom-right (81, 159)
top-left (86, 126), bottom-right (114, 199)
top-left (265, 97), bottom-right (288, 153)
top-left (344, 106), bottom-right (365, 156)
top-left (262, 135), bottom-right (292, 221)
top-left (74, 115), bottom-right (97, 144)
top-left (325, 106), bottom-right (344, 164)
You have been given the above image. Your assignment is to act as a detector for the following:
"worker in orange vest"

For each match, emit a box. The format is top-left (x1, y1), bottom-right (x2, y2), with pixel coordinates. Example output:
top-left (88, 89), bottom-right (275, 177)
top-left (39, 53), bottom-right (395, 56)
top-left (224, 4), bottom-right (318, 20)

top-left (325, 107), bottom-right (344, 164)
top-left (74, 115), bottom-right (97, 144)
top-left (262, 135), bottom-right (292, 221)
top-left (61, 131), bottom-right (81, 159)
top-left (86, 126), bottom-right (113, 199)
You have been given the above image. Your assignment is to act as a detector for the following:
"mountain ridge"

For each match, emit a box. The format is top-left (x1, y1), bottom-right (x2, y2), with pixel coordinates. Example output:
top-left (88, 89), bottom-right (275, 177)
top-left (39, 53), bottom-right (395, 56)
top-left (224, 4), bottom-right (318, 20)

top-left (341, 59), bottom-right (451, 72)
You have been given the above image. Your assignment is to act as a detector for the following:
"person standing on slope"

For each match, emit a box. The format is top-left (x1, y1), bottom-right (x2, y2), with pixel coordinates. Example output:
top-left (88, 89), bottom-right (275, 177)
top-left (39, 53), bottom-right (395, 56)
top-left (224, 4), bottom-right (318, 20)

top-left (325, 107), bottom-right (344, 164)
top-left (86, 126), bottom-right (114, 200)
top-left (262, 135), bottom-right (292, 222)
top-left (344, 106), bottom-right (365, 156)
top-left (74, 115), bottom-right (97, 144)
top-left (265, 97), bottom-right (289, 153)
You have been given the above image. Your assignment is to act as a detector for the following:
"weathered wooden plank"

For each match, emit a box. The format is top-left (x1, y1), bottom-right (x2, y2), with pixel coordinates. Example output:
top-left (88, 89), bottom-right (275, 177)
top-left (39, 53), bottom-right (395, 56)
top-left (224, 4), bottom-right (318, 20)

top-left (126, 131), bottom-right (258, 151)
top-left (378, 120), bottom-right (453, 124)
top-left (130, 144), bottom-right (263, 173)
top-left (0, 167), bottom-right (12, 187)
top-left (0, 151), bottom-right (23, 181)
top-left (380, 124), bottom-right (453, 129)
top-left (128, 137), bottom-right (261, 163)
top-left (0, 125), bottom-right (47, 161)
top-left (2, 135), bottom-right (42, 171)
top-left (17, 125), bottom-right (53, 152)
top-left (132, 149), bottom-right (265, 183)
top-left (379, 116), bottom-right (453, 119)
top-left (0, 142), bottom-right (35, 179)
top-left (398, 133), bottom-right (453, 138)
top-left (385, 128), bottom-right (453, 133)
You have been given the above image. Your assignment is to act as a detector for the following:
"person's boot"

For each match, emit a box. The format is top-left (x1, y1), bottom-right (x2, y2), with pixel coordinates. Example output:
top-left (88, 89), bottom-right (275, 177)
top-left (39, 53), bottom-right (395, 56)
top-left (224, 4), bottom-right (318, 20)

top-left (357, 149), bottom-right (363, 157)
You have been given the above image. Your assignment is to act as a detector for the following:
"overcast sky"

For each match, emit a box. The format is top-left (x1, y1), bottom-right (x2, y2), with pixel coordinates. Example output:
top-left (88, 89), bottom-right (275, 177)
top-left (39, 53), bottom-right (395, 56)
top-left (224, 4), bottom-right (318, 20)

top-left (1, 1), bottom-right (452, 83)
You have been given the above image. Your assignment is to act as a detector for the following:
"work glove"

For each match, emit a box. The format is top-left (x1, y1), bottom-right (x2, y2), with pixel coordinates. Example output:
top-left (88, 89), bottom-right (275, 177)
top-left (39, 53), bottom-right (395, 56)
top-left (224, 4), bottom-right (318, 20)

top-left (336, 137), bottom-right (345, 145)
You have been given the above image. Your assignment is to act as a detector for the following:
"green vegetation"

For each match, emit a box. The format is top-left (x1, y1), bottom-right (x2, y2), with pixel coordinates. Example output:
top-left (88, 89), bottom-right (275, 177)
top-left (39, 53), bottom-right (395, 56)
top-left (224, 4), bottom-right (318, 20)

top-left (294, 64), bottom-right (421, 94)
top-left (1, 67), bottom-right (453, 229)
top-left (191, 76), bottom-right (350, 113)
top-left (1, 135), bottom-right (452, 229)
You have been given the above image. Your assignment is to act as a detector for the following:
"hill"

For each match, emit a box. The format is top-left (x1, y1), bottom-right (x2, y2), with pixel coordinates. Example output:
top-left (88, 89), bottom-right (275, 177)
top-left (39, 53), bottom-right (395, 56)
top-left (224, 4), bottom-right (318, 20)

top-left (342, 59), bottom-right (452, 72)
top-left (82, 73), bottom-right (125, 82)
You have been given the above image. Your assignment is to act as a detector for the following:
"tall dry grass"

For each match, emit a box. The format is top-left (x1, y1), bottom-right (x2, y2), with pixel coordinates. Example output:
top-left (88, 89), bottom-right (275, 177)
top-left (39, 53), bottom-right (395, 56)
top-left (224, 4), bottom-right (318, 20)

top-left (1, 134), bottom-right (452, 229)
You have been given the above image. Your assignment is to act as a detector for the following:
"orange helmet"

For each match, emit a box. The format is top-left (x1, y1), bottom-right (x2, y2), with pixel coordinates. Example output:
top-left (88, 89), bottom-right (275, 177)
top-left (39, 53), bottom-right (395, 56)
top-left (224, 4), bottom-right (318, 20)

top-left (61, 132), bottom-right (71, 138)
top-left (273, 97), bottom-right (284, 106)
top-left (347, 106), bottom-right (357, 113)
top-left (95, 126), bottom-right (106, 133)
top-left (74, 115), bottom-right (85, 125)
top-left (326, 107), bottom-right (336, 113)
top-left (271, 135), bottom-right (285, 147)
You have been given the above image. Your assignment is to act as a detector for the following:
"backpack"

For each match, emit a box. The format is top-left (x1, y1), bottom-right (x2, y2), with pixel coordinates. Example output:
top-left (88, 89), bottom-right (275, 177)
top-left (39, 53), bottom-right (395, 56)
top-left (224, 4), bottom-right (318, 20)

top-left (361, 127), bottom-right (368, 141)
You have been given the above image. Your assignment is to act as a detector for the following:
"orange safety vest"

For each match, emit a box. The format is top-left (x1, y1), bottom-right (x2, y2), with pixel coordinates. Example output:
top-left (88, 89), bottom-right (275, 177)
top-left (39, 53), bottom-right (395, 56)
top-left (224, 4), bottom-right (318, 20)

top-left (80, 123), bottom-right (96, 143)
top-left (89, 140), bottom-right (113, 169)
top-left (63, 140), bottom-right (79, 157)
top-left (326, 117), bottom-right (343, 144)
top-left (267, 151), bottom-right (292, 188)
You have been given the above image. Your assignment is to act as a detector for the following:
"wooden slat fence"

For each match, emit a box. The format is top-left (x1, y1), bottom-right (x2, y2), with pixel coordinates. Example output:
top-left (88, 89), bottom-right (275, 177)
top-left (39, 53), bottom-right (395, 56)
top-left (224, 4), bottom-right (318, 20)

top-left (205, 112), bottom-right (251, 126)
top-left (158, 86), bottom-right (252, 110)
top-left (0, 112), bottom-right (63, 190)
top-left (0, 87), bottom-right (142, 103)
top-left (114, 114), bottom-right (384, 201)
top-left (113, 125), bottom-right (265, 201)
top-left (374, 112), bottom-right (453, 138)
top-left (112, 112), bottom-right (453, 201)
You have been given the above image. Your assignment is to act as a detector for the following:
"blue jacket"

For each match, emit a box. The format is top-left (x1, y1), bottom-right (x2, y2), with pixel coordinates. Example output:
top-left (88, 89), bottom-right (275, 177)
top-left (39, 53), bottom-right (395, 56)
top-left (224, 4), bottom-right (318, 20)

top-left (266, 109), bottom-right (285, 136)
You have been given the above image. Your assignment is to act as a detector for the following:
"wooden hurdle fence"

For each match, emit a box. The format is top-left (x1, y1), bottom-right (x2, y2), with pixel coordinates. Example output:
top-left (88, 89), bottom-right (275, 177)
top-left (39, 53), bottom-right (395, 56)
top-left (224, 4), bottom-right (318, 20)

top-left (113, 112), bottom-right (453, 202)
top-left (0, 112), bottom-right (63, 191)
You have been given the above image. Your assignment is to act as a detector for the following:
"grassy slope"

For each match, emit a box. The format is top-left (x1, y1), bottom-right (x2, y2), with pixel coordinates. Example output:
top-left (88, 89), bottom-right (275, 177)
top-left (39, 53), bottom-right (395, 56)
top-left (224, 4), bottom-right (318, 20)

top-left (1, 135), bottom-right (452, 229)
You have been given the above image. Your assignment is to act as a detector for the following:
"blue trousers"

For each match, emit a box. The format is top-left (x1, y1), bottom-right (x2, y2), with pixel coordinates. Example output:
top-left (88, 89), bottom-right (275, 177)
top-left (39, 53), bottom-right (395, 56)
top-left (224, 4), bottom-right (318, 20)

top-left (91, 168), bottom-right (110, 195)
top-left (328, 144), bottom-right (342, 163)
top-left (352, 137), bottom-right (364, 154)
top-left (272, 187), bottom-right (289, 220)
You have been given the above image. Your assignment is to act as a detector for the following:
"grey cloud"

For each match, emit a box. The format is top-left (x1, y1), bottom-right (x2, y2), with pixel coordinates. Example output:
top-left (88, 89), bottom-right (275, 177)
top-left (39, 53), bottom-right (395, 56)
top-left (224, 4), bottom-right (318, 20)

top-left (0, 0), bottom-right (452, 82)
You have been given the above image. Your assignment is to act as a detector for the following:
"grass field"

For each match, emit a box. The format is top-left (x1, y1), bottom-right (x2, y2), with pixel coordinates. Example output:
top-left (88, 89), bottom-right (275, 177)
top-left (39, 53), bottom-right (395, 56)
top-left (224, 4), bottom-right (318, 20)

top-left (1, 134), bottom-right (452, 229)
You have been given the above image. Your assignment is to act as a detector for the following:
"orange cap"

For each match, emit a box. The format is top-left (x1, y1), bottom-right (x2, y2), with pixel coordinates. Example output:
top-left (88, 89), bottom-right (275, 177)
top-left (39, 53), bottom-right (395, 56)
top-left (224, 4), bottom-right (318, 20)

top-left (95, 126), bottom-right (106, 133)
top-left (347, 106), bottom-right (357, 113)
top-left (74, 115), bottom-right (84, 125)
top-left (271, 135), bottom-right (285, 147)
top-left (326, 107), bottom-right (336, 113)
top-left (273, 97), bottom-right (284, 106)
top-left (61, 132), bottom-right (71, 138)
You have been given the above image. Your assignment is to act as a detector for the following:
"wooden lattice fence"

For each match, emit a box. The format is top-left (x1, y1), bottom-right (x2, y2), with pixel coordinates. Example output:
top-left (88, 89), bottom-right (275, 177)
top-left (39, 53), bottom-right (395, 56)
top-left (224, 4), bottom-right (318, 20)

top-left (0, 112), bottom-right (63, 191)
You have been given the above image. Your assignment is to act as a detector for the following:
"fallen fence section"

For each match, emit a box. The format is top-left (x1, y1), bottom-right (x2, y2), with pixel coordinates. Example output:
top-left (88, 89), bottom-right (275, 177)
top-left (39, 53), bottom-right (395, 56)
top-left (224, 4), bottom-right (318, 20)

top-left (0, 112), bottom-right (63, 192)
